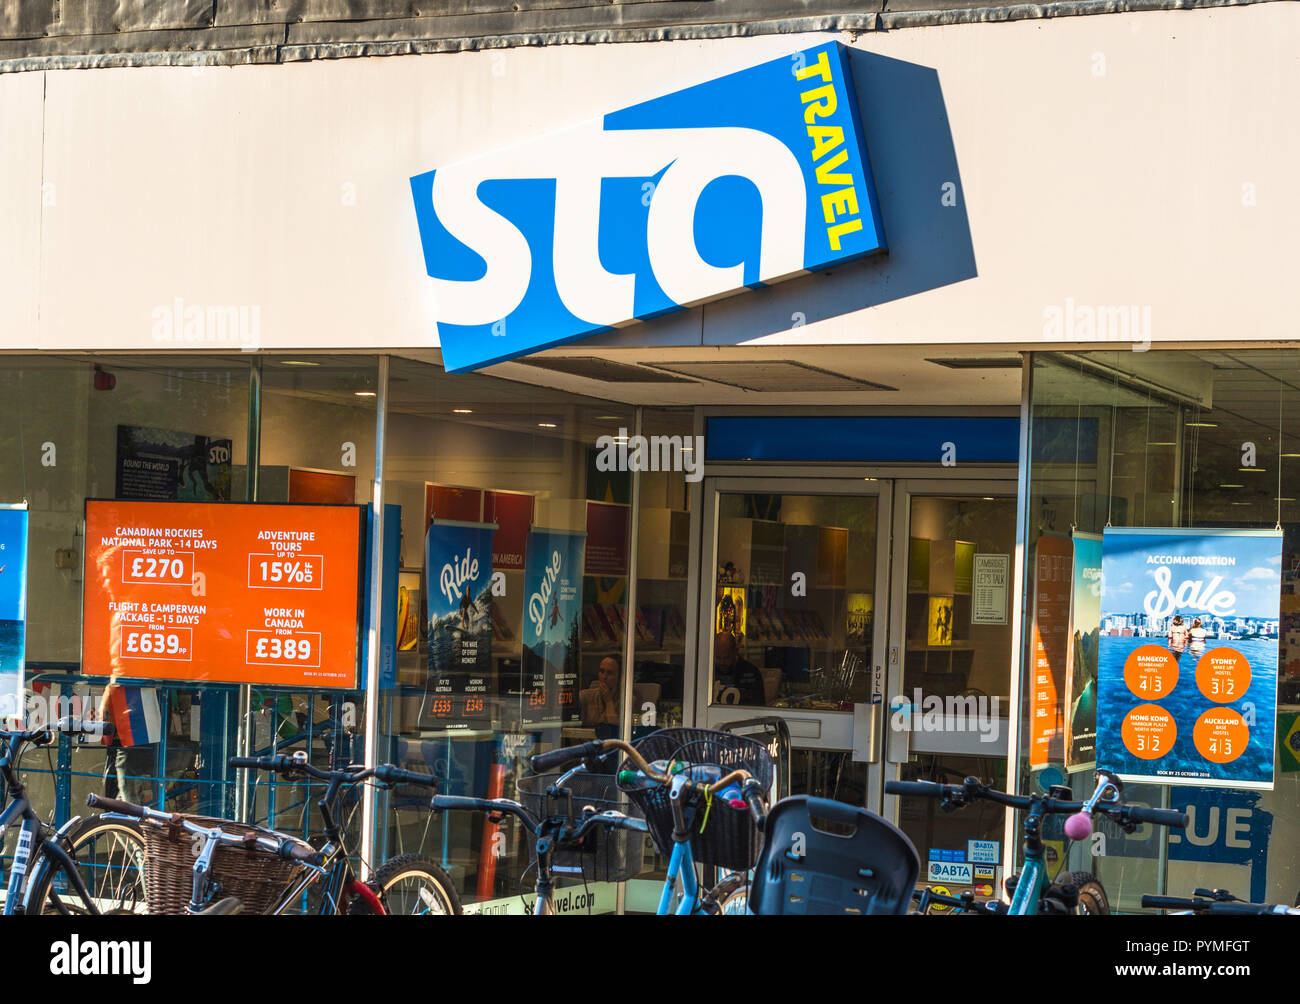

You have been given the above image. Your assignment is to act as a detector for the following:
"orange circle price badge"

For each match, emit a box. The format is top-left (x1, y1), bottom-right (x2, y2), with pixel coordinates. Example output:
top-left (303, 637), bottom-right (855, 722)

top-left (1193, 708), bottom-right (1249, 764)
top-left (1121, 703), bottom-right (1176, 760)
top-left (1122, 645), bottom-right (1180, 700)
top-left (1195, 648), bottom-right (1251, 704)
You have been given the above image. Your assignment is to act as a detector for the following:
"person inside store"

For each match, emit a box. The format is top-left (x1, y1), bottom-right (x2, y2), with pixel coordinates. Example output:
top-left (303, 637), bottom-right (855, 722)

top-left (713, 631), bottom-right (766, 706)
top-left (580, 656), bottom-right (622, 738)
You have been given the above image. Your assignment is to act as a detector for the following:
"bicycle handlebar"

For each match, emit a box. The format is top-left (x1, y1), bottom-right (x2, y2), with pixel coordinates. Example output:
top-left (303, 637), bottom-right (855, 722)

top-left (1141, 894), bottom-right (1298, 915)
top-left (885, 776), bottom-right (1188, 829)
top-left (228, 755), bottom-right (439, 793)
top-left (4, 717), bottom-right (114, 746)
top-left (530, 739), bottom-right (755, 797)
top-left (87, 792), bottom-right (326, 866)
top-left (86, 793), bottom-right (145, 817)
top-left (1125, 805), bottom-right (1189, 828)
top-left (530, 741), bottom-right (606, 773)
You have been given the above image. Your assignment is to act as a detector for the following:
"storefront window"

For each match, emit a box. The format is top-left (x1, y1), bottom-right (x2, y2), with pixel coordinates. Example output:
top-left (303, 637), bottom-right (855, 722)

top-left (378, 357), bottom-right (635, 913)
top-left (1022, 350), bottom-right (1300, 910)
top-left (1, 355), bottom-right (253, 838)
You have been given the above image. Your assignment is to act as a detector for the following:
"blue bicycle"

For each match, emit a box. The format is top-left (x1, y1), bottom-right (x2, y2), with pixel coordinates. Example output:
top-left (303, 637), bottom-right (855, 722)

top-left (433, 729), bottom-right (769, 916)
top-left (887, 768), bottom-right (1188, 915)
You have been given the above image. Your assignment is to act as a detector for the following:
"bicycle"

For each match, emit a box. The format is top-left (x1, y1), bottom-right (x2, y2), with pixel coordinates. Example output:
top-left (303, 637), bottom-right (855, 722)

top-left (432, 748), bottom-right (652, 916)
top-left (527, 728), bottom-right (772, 916)
top-left (1142, 888), bottom-right (1300, 916)
top-left (886, 768), bottom-right (1188, 915)
top-left (86, 751), bottom-right (459, 915)
top-left (1, 717), bottom-right (147, 916)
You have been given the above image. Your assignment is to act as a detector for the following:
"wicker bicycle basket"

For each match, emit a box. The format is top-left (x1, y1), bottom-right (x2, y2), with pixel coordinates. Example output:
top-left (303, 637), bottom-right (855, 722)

top-left (619, 727), bottom-right (774, 872)
top-left (516, 770), bottom-right (647, 883)
top-left (140, 815), bottom-right (307, 915)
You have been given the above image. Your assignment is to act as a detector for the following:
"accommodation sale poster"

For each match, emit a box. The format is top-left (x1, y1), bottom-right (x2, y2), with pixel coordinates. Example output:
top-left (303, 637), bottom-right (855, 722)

top-left (422, 519), bottom-right (496, 730)
top-left (0, 504), bottom-right (29, 720)
top-left (1097, 527), bottom-right (1282, 789)
top-left (521, 529), bottom-right (585, 727)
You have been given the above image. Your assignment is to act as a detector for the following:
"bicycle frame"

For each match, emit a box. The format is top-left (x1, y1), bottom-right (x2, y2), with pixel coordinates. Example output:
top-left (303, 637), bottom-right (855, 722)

top-left (657, 836), bottom-right (702, 915)
top-left (1, 734), bottom-right (100, 916)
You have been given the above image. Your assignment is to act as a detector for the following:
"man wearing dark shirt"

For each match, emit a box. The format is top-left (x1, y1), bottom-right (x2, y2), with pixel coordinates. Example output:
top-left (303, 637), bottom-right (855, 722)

top-left (714, 631), bottom-right (766, 706)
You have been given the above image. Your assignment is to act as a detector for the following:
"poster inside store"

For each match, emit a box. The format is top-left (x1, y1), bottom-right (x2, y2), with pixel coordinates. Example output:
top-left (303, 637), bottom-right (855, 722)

top-left (520, 528), bottom-right (585, 727)
top-left (0, 504), bottom-right (29, 720)
top-left (1065, 532), bottom-right (1102, 772)
top-left (422, 519), bottom-right (496, 731)
top-left (1096, 527), bottom-right (1281, 789)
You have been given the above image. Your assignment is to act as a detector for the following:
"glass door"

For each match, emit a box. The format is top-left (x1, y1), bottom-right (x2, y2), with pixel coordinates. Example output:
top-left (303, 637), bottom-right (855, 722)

top-left (697, 478), bottom-right (892, 806)
top-left (883, 480), bottom-right (1018, 900)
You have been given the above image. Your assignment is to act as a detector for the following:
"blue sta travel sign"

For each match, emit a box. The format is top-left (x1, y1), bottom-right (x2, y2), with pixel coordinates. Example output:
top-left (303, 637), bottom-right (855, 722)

top-left (410, 42), bottom-right (886, 372)
top-left (0, 504), bottom-right (28, 721)
top-left (1096, 528), bottom-right (1282, 790)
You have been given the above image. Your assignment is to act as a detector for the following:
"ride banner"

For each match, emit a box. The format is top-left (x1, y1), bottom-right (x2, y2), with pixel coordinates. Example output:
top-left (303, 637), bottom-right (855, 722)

top-left (0, 504), bottom-right (29, 721)
top-left (1097, 528), bottom-right (1282, 789)
top-left (422, 519), bottom-right (496, 731)
top-left (521, 529), bottom-right (585, 727)
top-left (1065, 532), bottom-right (1103, 772)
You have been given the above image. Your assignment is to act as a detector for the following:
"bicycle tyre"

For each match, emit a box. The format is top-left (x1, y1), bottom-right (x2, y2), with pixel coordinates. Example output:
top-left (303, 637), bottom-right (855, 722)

top-left (352, 855), bottom-right (462, 916)
top-left (26, 816), bottom-right (148, 916)
top-left (1066, 871), bottom-right (1110, 915)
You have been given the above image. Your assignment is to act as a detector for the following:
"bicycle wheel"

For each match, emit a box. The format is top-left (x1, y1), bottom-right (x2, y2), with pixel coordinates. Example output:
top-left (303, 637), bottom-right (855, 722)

top-left (1065, 871), bottom-right (1110, 915)
top-left (705, 872), bottom-right (751, 916)
top-left (353, 854), bottom-right (461, 916)
top-left (27, 816), bottom-right (147, 915)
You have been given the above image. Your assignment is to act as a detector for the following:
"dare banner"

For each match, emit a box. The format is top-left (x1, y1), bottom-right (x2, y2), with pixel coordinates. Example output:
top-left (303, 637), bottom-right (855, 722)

top-left (0, 504), bottom-right (29, 721)
top-left (1097, 528), bottom-right (1282, 789)
top-left (422, 519), bottom-right (496, 731)
top-left (521, 529), bottom-right (585, 727)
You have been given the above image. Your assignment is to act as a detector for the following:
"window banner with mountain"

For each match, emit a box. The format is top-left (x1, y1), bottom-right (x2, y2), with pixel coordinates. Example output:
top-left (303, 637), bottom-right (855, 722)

top-left (521, 529), bottom-right (586, 727)
top-left (422, 519), bottom-right (496, 731)
top-left (1066, 532), bottom-right (1102, 773)
top-left (1097, 528), bottom-right (1282, 790)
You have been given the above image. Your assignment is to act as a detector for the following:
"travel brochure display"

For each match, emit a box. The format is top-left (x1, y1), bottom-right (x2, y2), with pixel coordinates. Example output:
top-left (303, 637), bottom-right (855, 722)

top-left (1097, 527), bottom-right (1282, 789)
top-left (0, 504), bottom-right (29, 720)
top-left (82, 500), bottom-right (364, 688)
top-left (421, 519), bottom-right (496, 731)
top-left (520, 529), bottom-right (584, 727)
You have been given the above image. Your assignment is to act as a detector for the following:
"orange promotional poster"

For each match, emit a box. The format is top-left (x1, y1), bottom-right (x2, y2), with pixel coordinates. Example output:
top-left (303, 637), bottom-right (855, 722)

top-left (1029, 535), bottom-right (1073, 768)
top-left (83, 500), bottom-right (364, 688)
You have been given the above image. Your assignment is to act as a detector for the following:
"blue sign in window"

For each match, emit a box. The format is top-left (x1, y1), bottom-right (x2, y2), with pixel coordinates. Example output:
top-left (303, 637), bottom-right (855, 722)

top-left (704, 416), bottom-right (1020, 464)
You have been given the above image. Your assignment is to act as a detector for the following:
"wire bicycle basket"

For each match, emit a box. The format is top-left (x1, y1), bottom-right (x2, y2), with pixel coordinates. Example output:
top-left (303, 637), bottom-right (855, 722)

top-left (139, 814), bottom-right (306, 915)
top-left (516, 770), bottom-right (647, 884)
top-left (620, 727), bottom-right (774, 872)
